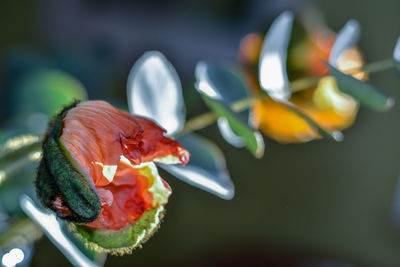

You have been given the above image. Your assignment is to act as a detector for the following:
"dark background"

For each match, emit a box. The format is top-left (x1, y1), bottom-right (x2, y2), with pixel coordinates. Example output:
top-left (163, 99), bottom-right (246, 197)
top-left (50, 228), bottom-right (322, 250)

top-left (1, 0), bottom-right (400, 266)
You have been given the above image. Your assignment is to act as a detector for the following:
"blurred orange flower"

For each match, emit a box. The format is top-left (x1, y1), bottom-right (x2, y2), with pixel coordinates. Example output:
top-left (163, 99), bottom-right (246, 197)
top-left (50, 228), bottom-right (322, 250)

top-left (239, 27), bottom-right (366, 143)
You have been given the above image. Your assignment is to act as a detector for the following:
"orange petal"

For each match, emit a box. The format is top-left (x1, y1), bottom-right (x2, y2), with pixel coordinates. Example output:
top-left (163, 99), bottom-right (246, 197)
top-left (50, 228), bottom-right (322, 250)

top-left (252, 94), bottom-right (357, 143)
top-left (249, 29), bottom-right (364, 143)
top-left (85, 160), bottom-right (156, 230)
top-left (61, 100), bottom-right (189, 186)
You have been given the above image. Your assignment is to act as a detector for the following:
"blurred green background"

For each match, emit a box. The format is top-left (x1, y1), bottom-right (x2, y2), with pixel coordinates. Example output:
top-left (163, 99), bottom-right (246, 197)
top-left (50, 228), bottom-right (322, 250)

top-left (1, 0), bottom-right (400, 266)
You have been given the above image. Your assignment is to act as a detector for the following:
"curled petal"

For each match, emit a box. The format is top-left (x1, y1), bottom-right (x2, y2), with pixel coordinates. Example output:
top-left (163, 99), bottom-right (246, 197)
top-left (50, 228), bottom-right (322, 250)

top-left (61, 101), bottom-right (189, 187)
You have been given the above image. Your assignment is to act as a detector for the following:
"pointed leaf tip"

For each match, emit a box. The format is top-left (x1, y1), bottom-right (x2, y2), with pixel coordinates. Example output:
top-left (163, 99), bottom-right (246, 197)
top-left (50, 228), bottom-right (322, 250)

top-left (332, 131), bottom-right (344, 142)
top-left (127, 51), bottom-right (186, 136)
top-left (329, 19), bottom-right (361, 65)
top-left (328, 63), bottom-right (393, 111)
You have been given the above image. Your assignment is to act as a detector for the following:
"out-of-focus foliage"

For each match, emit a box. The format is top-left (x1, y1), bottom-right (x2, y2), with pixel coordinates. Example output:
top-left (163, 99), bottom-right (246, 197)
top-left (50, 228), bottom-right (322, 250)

top-left (238, 11), bottom-right (393, 143)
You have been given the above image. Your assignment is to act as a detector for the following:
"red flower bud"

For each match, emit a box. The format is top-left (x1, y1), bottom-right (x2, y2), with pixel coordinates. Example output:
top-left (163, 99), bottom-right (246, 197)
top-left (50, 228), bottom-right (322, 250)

top-left (36, 100), bottom-right (189, 251)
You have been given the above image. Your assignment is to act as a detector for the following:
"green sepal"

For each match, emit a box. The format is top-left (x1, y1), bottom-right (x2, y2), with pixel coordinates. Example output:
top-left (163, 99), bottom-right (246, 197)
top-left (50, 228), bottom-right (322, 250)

top-left (69, 206), bottom-right (165, 256)
top-left (35, 159), bottom-right (57, 209)
top-left (35, 101), bottom-right (101, 223)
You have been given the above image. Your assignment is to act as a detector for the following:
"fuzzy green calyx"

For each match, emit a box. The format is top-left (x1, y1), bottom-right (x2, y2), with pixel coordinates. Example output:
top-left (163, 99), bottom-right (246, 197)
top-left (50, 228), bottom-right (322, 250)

top-left (35, 101), bottom-right (101, 223)
top-left (69, 206), bottom-right (165, 255)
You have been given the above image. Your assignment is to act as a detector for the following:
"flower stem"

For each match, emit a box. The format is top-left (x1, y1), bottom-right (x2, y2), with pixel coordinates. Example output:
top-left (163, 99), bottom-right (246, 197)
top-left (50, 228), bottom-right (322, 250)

top-left (177, 112), bottom-right (218, 136)
top-left (291, 58), bottom-right (395, 93)
top-left (178, 58), bottom-right (396, 136)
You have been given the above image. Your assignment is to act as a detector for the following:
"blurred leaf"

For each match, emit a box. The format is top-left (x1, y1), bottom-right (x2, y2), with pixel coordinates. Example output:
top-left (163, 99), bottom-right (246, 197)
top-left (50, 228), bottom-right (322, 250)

top-left (329, 19), bottom-right (361, 65)
top-left (0, 135), bottom-right (42, 186)
top-left (19, 195), bottom-right (106, 267)
top-left (17, 69), bottom-right (88, 116)
top-left (195, 62), bottom-right (250, 148)
top-left (259, 11), bottom-right (293, 101)
top-left (127, 51), bottom-right (185, 136)
top-left (394, 37), bottom-right (400, 72)
top-left (328, 64), bottom-right (394, 111)
top-left (201, 94), bottom-right (264, 158)
top-left (160, 134), bottom-right (234, 200)
top-left (0, 135), bottom-right (41, 159)
top-left (195, 62), bottom-right (250, 104)
top-left (14, 69), bottom-right (87, 134)
top-left (0, 218), bottom-right (43, 250)
top-left (217, 117), bottom-right (245, 147)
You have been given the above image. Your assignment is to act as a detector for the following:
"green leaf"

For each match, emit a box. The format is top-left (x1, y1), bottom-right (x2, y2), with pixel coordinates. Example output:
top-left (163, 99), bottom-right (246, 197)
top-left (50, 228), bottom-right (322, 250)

top-left (259, 11), bottom-right (293, 101)
top-left (127, 51), bottom-right (186, 135)
top-left (328, 64), bottom-right (394, 111)
top-left (201, 94), bottom-right (265, 158)
top-left (19, 195), bottom-right (107, 266)
top-left (160, 134), bottom-right (234, 200)
top-left (195, 61), bottom-right (252, 148)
